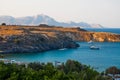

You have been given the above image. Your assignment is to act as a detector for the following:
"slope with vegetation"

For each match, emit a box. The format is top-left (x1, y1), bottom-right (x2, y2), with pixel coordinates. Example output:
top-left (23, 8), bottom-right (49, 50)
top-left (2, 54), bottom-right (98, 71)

top-left (0, 60), bottom-right (109, 80)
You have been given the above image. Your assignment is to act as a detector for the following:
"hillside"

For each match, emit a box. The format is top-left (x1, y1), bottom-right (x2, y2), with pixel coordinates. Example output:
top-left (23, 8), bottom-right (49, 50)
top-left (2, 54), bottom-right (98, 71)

top-left (0, 25), bottom-right (120, 53)
top-left (0, 25), bottom-right (80, 53)
top-left (0, 14), bottom-right (103, 28)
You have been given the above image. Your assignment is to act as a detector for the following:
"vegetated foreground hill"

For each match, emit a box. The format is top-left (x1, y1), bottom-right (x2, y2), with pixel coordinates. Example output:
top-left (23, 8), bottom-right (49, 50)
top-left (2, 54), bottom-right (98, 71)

top-left (0, 25), bottom-right (120, 53)
top-left (0, 60), bottom-right (109, 80)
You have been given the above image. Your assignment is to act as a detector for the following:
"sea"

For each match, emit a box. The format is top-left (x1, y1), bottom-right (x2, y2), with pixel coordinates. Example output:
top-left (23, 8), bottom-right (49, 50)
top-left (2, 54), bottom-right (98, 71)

top-left (1, 28), bottom-right (120, 72)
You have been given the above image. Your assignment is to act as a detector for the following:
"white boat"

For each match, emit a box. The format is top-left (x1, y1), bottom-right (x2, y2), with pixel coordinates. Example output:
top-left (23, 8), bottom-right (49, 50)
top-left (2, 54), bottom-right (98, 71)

top-left (88, 40), bottom-right (93, 43)
top-left (88, 40), bottom-right (100, 50)
top-left (90, 45), bottom-right (100, 50)
top-left (59, 48), bottom-right (67, 50)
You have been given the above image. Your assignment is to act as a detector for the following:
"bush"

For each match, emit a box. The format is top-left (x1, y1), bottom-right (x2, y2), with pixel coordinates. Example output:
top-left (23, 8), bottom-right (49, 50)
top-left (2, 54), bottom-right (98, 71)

top-left (0, 60), bottom-right (106, 80)
top-left (106, 66), bottom-right (120, 75)
top-left (1, 23), bottom-right (6, 26)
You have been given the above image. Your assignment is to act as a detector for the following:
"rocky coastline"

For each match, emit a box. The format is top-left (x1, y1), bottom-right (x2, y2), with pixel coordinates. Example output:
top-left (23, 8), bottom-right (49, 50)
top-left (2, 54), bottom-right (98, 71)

top-left (0, 25), bottom-right (120, 53)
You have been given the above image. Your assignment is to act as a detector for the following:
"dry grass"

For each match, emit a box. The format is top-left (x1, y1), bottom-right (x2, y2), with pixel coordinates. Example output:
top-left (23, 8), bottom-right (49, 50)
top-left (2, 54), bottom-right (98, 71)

top-left (0, 30), bottom-right (23, 36)
top-left (0, 25), bottom-right (119, 42)
top-left (0, 25), bottom-right (80, 36)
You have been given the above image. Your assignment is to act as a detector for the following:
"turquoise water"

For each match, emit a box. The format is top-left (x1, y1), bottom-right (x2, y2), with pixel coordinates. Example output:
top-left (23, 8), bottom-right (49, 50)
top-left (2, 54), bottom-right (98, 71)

top-left (3, 42), bottom-right (120, 72)
top-left (1, 28), bottom-right (120, 72)
top-left (85, 28), bottom-right (120, 34)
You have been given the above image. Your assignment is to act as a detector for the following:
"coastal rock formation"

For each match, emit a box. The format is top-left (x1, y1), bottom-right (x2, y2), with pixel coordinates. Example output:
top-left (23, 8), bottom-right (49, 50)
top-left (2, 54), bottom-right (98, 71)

top-left (63, 31), bottom-right (120, 42)
top-left (0, 25), bottom-right (120, 53)
top-left (0, 26), bottom-right (79, 53)
top-left (0, 34), bottom-right (79, 53)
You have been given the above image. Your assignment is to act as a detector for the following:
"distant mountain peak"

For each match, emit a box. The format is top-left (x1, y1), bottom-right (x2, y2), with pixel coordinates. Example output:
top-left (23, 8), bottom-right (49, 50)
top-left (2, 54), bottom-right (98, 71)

top-left (34, 14), bottom-right (53, 19)
top-left (0, 14), bottom-right (104, 28)
top-left (90, 24), bottom-right (104, 28)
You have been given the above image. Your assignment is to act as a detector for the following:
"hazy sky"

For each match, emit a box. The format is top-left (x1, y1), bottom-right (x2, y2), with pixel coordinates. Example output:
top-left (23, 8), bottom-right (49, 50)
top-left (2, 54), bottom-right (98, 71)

top-left (0, 0), bottom-right (120, 27)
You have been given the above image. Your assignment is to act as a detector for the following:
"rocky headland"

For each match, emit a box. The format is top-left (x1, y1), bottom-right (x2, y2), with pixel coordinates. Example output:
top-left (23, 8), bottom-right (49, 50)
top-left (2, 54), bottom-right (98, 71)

top-left (0, 25), bottom-right (120, 53)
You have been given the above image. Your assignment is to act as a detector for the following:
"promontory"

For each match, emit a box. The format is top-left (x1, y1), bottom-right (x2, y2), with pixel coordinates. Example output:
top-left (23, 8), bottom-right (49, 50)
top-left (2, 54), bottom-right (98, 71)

top-left (0, 25), bottom-right (120, 53)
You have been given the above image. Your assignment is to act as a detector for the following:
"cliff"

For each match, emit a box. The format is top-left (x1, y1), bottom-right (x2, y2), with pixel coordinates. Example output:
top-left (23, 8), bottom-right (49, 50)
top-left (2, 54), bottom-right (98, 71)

top-left (63, 31), bottom-right (120, 42)
top-left (0, 26), bottom-right (79, 53)
top-left (0, 25), bottom-right (120, 53)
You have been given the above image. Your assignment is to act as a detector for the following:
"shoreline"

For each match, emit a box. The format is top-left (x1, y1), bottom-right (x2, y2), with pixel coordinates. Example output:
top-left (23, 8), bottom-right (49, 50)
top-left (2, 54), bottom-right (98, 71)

top-left (0, 25), bottom-right (120, 54)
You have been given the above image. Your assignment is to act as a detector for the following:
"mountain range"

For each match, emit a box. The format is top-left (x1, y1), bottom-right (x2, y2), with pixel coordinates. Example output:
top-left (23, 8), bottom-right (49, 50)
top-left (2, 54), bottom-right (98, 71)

top-left (0, 14), bottom-right (103, 28)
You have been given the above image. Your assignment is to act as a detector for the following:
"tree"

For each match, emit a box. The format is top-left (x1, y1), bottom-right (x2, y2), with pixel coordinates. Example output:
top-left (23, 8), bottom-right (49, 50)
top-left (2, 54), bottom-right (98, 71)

top-left (64, 59), bottom-right (82, 73)
top-left (106, 66), bottom-right (120, 75)
top-left (28, 62), bottom-right (43, 71)
top-left (1, 23), bottom-right (6, 26)
top-left (0, 60), bottom-right (106, 80)
top-left (39, 24), bottom-right (49, 27)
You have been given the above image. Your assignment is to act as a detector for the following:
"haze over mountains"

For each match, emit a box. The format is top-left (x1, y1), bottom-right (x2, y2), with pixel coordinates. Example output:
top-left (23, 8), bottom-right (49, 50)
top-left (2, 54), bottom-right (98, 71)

top-left (0, 14), bottom-right (103, 28)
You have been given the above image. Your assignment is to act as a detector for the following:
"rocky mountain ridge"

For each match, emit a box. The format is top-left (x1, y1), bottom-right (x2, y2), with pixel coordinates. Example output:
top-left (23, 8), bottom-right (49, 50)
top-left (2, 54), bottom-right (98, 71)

top-left (0, 14), bottom-right (103, 28)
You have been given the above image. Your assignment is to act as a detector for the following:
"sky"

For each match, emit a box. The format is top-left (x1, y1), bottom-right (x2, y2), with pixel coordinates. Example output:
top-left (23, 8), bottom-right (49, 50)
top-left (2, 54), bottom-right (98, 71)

top-left (0, 0), bottom-right (120, 28)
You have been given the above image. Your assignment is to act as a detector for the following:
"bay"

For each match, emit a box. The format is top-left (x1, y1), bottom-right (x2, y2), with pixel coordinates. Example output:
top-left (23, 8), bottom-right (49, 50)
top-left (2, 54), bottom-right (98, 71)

top-left (1, 28), bottom-right (120, 72)
top-left (3, 42), bottom-right (120, 72)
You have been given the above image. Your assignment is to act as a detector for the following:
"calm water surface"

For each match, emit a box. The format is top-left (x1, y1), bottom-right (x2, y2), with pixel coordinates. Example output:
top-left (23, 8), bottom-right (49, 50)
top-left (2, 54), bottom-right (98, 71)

top-left (85, 28), bottom-right (120, 34)
top-left (1, 28), bottom-right (120, 72)
top-left (3, 42), bottom-right (120, 72)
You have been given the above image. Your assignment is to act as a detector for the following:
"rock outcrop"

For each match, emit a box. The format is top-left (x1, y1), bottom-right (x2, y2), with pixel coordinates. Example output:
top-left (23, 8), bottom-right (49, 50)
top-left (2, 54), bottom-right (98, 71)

top-left (0, 26), bottom-right (79, 53)
top-left (63, 32), bottom-right (120, 42)
top-left (0, 25), bottom-right (120, 53)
